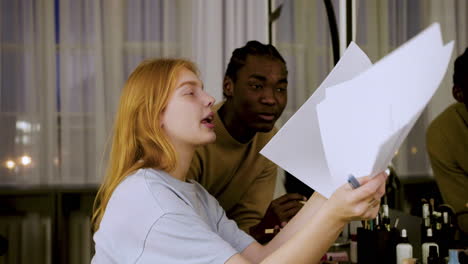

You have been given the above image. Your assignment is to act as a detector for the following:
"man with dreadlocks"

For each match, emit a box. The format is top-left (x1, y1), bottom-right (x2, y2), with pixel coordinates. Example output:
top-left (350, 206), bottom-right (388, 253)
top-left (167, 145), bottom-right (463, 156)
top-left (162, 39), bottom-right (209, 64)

top-left (188, 41), bottom-right (305, 243)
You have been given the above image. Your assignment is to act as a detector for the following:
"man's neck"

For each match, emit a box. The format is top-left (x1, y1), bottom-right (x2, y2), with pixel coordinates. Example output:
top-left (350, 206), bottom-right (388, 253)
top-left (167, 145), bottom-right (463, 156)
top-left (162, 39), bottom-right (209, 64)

top-left (219, 102), bottom-right (256, 143)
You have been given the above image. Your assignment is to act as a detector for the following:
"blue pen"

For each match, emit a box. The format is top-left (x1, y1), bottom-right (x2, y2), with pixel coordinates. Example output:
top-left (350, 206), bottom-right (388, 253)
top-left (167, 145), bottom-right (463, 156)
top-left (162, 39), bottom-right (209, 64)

top-left (348, 169), bottom-right (390, 189)
top-left (347, 174), bottom-right (361, 189)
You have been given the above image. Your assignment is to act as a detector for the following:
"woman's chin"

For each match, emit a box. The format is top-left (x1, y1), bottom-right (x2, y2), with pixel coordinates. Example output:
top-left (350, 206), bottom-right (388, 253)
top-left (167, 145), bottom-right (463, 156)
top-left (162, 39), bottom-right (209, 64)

top-left (200, 132), bottom-right (216, 145)
top-left (197, 133), bottom-right (216, 146)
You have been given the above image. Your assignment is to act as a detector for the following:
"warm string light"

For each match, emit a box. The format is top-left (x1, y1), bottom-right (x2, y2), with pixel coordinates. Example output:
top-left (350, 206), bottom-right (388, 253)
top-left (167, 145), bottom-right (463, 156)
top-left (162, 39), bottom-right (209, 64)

top-left (6, 160), bottom-right (16, 169)
top-left (20, 155), bottom-right (32, 166)
top-left (4, 155), bottom-right (33, 169)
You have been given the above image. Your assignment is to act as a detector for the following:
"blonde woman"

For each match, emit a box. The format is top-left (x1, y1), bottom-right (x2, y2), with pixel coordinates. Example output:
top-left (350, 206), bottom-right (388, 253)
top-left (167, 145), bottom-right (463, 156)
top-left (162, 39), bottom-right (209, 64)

top-left (91, 58), bottom-right (387, 264)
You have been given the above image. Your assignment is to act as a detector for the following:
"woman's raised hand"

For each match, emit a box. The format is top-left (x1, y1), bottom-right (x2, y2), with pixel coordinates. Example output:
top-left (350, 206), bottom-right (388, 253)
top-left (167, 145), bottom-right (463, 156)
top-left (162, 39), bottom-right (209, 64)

top-left (325, 172), bottom-right (388, 223)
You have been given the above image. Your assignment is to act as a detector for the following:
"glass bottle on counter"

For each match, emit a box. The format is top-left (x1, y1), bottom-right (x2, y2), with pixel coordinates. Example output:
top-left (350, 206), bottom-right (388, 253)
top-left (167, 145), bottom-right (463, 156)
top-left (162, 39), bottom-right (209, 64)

top-left (396, 229), bottom-right (413, 264)
top-left (422, 228), bottom-right (438, 264)
top-left (382, 204), bottom-right (390, 231)
top-left (427, 245), bottom-right (439, 264)
top-left (421, 203), bottom-right (431, 243)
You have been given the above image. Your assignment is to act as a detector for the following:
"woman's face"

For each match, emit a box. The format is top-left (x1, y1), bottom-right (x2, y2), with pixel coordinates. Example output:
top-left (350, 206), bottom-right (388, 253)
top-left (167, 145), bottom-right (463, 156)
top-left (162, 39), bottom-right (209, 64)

top-left (161, 68), bottom-right (216, 148)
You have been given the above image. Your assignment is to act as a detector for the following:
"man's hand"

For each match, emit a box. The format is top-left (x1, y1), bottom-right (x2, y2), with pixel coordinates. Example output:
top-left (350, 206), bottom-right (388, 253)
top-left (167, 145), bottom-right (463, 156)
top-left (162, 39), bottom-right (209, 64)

top-left (249, 193), bottom-right (306, 243)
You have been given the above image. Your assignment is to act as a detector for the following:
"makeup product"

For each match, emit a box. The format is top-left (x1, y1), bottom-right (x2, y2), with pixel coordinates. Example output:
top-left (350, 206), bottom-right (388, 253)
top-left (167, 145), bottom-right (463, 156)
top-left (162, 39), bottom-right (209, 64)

top-left (385, 168), bottom-right (390, 175)
top-left (382, 204), bottom-right (390, 231)
top-left (350, 237), bottom-right (358, 263)
top-left (350, 222), bottom-right (358, 263)
top-left (325, 251), bottom-right (348, 262)
top-left (264, 228), bottom-right (280, 235)
top-left (421, 228), bottom-right (438, 264)
top-left (429, 198), bottom-right (435, 217)
top-left (439, 211), bottom-right (453, 258)
top-left (375, 214), bottom-right (381, 230)
top-left (447, 249), bottom-right (460, 264)
top-left (402, 258), bottom-right (417, 264)
top-left (394, 217), bottom-right (400, 229)
top-left (427, 245), bottom-right (439, 264)
top-left (396, 229), bottom-right (413, 264)
top-left (421, 203), bottom-right (431, 243)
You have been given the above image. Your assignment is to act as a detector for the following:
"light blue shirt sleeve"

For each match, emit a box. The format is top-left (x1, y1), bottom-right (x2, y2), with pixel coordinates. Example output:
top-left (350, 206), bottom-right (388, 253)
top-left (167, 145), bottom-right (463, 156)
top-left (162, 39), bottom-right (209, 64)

top-left (213, 202), bottom-right (255, 254)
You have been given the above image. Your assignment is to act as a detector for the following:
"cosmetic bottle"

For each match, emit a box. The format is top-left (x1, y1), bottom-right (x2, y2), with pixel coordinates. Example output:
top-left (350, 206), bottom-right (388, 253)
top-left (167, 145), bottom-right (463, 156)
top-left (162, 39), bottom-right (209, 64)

top-left (439, 211), bottom-right (453, 258)
top-left (447, 249), bottom-right (460, 264)
top-left (421, 228), bottom-right (438, 264)
top-left (421, 203), bottom-right (431, 243)
top-left (396, 229), bottom-right (413, 264)
top-left (350, 223), bottom-right (358, 263)
top-left (427, 245), bottom-right (439, 264)
top-left (382, 204), bottom-right (390, 231)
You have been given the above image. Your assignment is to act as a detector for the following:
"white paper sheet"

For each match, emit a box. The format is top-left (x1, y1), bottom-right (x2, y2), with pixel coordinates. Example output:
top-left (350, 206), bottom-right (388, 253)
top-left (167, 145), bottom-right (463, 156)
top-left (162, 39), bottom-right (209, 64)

top-left (260, 23), bottom-right (454, 198)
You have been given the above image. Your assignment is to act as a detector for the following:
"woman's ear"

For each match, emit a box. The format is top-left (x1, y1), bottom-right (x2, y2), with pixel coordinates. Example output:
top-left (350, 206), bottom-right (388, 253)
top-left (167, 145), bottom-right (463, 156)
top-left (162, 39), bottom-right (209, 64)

top-left (223, 77), bottom-right (234, 98)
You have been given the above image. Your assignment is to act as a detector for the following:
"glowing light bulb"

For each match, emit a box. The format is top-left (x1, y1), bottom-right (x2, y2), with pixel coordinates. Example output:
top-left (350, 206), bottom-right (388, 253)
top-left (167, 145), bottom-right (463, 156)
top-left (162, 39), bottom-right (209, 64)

top-left (6, 160), bottom-right (16, 169)
top-left (411, 147), bottom-right (418, 155)
top-left (20, 155), bottom-right (32, 166)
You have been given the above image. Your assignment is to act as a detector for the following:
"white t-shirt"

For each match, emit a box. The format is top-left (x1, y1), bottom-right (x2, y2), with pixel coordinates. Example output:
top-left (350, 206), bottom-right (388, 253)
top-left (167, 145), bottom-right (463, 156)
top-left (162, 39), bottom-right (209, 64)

top-left (92, 168), bottom-right (255, 264)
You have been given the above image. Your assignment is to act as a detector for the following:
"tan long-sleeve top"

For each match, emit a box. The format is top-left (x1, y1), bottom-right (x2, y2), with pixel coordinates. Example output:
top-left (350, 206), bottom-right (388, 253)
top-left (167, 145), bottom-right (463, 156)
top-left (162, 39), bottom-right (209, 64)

top-left (187, 102), bottom-right (278, 232)
top-left (426, 102), bottom-right (468, 232)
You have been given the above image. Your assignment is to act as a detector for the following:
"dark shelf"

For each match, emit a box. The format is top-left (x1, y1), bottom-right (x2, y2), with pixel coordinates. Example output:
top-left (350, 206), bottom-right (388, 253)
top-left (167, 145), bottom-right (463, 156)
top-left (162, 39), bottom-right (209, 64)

top-left (0, 185), bottom-right (98, 264)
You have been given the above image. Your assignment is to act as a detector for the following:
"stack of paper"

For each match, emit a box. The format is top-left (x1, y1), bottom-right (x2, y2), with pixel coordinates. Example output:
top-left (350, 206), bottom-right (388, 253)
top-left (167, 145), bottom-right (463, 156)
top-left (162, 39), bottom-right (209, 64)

top-left (260, 23), bottom-right (454, 198)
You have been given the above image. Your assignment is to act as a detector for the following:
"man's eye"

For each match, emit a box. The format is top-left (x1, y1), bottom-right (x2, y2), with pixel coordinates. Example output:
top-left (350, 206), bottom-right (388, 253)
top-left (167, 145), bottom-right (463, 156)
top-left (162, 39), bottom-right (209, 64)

top-left (276, 87), bottom-right (287, 92)
top-left (251, 84), bottom-right (263, 90)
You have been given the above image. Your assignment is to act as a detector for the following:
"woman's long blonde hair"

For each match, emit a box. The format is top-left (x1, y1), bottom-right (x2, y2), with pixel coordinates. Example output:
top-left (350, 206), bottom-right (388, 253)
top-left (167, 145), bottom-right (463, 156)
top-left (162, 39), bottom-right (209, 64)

top-left (92, 58), bottom-right (199, 232)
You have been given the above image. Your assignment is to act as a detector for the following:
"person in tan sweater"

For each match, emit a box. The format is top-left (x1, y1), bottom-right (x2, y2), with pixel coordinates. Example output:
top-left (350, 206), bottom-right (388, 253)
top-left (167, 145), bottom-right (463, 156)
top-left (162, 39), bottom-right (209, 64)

top-left (187, 41), bottom-right (305, 243)
top-left (426, 48), bottom-right (468, 236)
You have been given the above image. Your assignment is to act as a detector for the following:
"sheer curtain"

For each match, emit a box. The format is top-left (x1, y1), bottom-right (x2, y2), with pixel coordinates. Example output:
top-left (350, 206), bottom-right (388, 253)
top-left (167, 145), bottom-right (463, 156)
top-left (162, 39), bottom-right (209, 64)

top-left (270, 0), bottom-right (342, 197)
top-left (57, 0), bottom-right (196, 185)
top-left (0, 0), bottom-right (268, 186)
top-left (192, 0), bottom-right (268, 101)
top-left (355, 0), bottom-right (468, 177)
top-left (57, 0), bottom-right (200, 185)
top-left (0, 0), bottom-right (58, 186)
top-left (273, 0), bottom-right (341, 125)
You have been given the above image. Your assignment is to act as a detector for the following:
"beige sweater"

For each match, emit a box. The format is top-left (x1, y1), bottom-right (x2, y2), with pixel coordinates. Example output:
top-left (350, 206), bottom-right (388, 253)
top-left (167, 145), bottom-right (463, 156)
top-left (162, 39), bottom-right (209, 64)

top-left (187, 102), bottom-right (277, 232)
top-left (426, 102), bottom-right (468, 232)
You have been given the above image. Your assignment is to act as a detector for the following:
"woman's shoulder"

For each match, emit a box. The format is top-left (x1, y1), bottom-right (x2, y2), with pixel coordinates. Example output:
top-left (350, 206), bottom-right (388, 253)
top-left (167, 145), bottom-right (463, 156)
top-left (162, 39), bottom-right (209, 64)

top-left (110, 169), bottom-right (188, 212)
top-left (137, 168), bottom-right (205, 215)
top-left (96, 168), bottom-right (195, 239)
top-left (101, 169), bottom-right (166, 225)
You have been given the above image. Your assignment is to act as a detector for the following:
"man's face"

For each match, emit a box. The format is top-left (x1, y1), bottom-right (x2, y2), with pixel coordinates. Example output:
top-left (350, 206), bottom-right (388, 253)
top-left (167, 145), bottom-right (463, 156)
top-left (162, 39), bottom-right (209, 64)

top-left (225, 55), bottom-right (288, 132)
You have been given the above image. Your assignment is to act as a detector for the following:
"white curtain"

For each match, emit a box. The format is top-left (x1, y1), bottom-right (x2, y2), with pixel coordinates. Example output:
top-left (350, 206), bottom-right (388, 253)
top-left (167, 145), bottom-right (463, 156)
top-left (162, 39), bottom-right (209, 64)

top-left (270, 0), bottom-right (342, 197)
top-left (0, 0), bottom-right (268, 186)
top-left (273, 0), bottom-right (342, 126)
top-left (0, 0), bottom-right (58, 185)
top-left (192, 0), bottom-right (268, 101)
top-left (57, 0), bottom-right (196, 185)
top-left (354, 0), bottom-right (468, 177)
